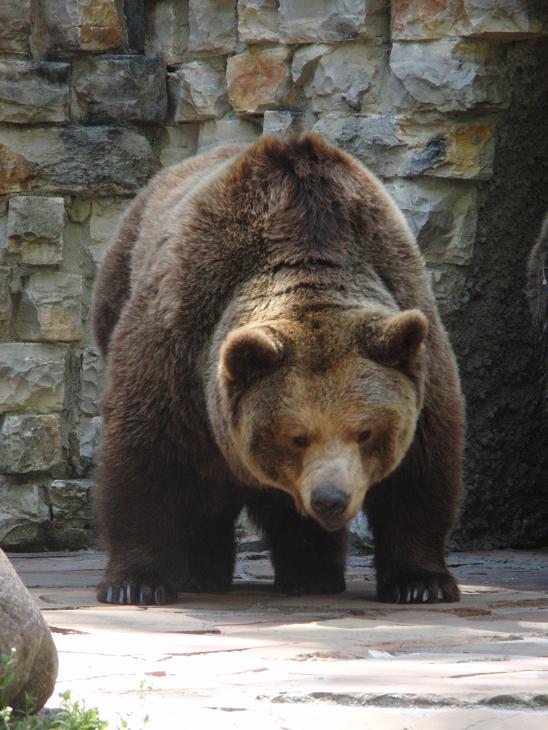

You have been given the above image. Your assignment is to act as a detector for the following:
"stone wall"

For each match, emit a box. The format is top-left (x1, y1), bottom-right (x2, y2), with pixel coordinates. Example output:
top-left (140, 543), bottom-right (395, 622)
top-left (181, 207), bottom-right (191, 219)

top-left (0, 1), bottom-right (547, 551)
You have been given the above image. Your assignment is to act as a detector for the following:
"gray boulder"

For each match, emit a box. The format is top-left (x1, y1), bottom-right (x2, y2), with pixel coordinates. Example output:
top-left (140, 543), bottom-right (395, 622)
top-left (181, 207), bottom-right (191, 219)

top-left (0, 548), bottom-right (58, 712)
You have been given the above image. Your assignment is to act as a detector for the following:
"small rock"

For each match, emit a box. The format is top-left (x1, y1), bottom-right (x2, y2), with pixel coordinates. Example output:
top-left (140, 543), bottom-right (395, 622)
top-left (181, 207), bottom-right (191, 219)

top-left (0, 343), bottom-right (67, 414)
top-left (188, 0), bottom-right (238, 55)
top-left (145, 0), bottom-right (189, 67)
top-left (0, 126), bottom-right (161, 196)
top-left (227, 46), bottom-right (293, 113)
top-left (238, 0), bottom-right (279, 44)
top-left (32, 0), bottom-right (128, 58)
top-left (0, 415), bottom-right (63, 474)
top-left (169, 60), bottom-right (229, 122)
top-left (262, 110), bottom-right (315, 135)
top-left (6, 196), bottom-right (65, 266)
top-left (71, 54), bottom-right (167, 124)
top-left (0, 0), bottom-right (31, 54)
top-left (427, 265), bottom-right (469, 316)
top-left (77, 416), bottom-right (101, 468)
top-left (0, 548), bottom-right (58, 711)
top-left (292, 44), bottom-right (331, 86)
top-left (198, 118), bottom-right (261, 151)
top-left (14, 271), bottom-right (82, 342)
top-left (0, 60), bottom-right (69, 124)
top-left (389, 39), bottom-right (505, 112)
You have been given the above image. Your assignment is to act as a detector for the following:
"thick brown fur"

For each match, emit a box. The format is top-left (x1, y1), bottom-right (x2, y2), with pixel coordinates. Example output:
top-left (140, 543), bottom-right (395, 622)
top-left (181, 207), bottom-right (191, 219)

top-left (92, 134), bottom-right (465, 606)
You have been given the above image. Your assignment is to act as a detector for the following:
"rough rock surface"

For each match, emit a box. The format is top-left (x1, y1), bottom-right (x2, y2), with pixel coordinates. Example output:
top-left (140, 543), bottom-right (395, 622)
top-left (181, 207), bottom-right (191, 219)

top-left (238, 0), bottom-right (279, 44)
top-left (6, 196), bottom-right (65, 266)
top-left (169, 60), bottom-right (228, 121)
top-left (0, 1), bottom-right (31, 54)
top-left (0, 415), bottom-right (63, 474)
top-left (0, 61), bottom-right (69, 124)
top-left (0, 549), bottom-right (58, 712)
top-left (278, 0), bottom-right (386, 43)
top-left (71, 55), bottom-right (167, 124)
top-left (14, 271), bottom-right (82, 342)
top-left (145, 0), bottom-right (189, 67)
top-left (0, 343), bottom-right (66, 414)
top-left (391, 0), bottom-right (548, 40)
top-left (32, 0), bottom-right (128, 58)
top-left (188, 0), bottom-right (238, 55)
top-left (390, 40), bottom-right (504, 112)
top-left (0, 126), bottom-right (161, 196)
top-left (227, 46), bottom-right (292, 113)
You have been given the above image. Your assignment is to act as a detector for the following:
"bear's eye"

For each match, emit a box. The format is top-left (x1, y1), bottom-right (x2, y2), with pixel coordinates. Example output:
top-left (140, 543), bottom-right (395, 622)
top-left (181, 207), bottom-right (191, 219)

top-left (357, 430), bottom-right (371, 444)
top-left (293, 436), bottom-right (309, 448)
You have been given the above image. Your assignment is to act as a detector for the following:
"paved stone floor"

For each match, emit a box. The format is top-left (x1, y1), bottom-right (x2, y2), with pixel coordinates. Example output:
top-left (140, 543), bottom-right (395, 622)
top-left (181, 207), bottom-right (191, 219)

top-left (9, 549), bottom-right (548, 729)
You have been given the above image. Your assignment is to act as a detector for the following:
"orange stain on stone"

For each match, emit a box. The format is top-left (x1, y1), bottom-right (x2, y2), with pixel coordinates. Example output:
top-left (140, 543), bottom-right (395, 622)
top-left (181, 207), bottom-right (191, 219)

top-left (80, 0), bottom-right (124, 51)
top-left (0, 145), bottom-right (34, 192)
top-left (228, 51), bottom-right (288, 112)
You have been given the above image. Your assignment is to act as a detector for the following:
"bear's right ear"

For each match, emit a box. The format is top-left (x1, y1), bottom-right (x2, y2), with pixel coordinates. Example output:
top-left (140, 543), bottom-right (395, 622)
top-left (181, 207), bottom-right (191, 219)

top-left (220, 326), bottom-right (285, 385)
top-left (361, 309), bottom-right (428, 368)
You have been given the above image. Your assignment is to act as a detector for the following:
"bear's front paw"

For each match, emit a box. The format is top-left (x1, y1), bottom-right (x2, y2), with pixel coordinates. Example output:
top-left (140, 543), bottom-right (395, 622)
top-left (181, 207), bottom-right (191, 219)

top-left (377, 570), bottom-right (460, 604)
top-left (274, 572), bottom-right (346, 596)
top-left (96, 577), bottom-right (178, 605)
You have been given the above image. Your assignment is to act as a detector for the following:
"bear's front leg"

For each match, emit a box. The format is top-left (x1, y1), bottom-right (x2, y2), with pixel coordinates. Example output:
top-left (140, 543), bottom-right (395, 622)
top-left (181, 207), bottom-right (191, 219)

top-left (364, 409), bottom-right (462, 604)
top-left (246, 490), bottom-right (347, 595)
top-left (95, 438), bottom-right (190, 606)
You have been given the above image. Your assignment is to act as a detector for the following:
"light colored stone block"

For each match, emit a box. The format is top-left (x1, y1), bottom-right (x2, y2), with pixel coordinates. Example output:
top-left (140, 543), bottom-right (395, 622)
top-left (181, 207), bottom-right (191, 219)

top-left (71, 54), bottom-right (167, 124)
top-left (78, 416), bottom-right (101, 468)
top-left (386, 179), bottom-right (478, 265)
top-left (391, 0), bottom-right (548, 41)
top-left (313, 114), bottom-right (496, 180)
top-left (169, 61), bottom-right (229, 122)
top-left (6, 196), bottom-right (65, 266)
top-left (0, 415), bottom-right (63, 474)
top-left (0, 478), bottom-right (50, 546)
top-left (238, 0), bottom-right (279, 44)
top-left (0, 0), bottom-right (31, 54)
top-left (80, 347), bottom-right (105, 416)
top-left (145, 0), bottom-right (189, 67)
top-left (14, 271), bottom-right (82, 342)
top-left (88, 198), bottom-right (129, 268)
top-left (159, 125), bottom-right (200, 167)
top-left (279, 0), bottom-right (386, 43)
top-left (0, 126), bottom-right (161, 196)
top-left (0, 60), bottom-right (69, 124)
top-left (428, 265), bottom-right (469, 316)
top-left (304, 42), bottom-right (386, 112)
top-left (0, 344), bottom-right (66, 414)
top-left (188, 0), bottom-right (238, 55)
top-left (292, 44), bottom-right (331, 86)
top-left (227, 46), bottom-right (293, 113)
top-left (389, 40), bottom-right (505, 112)
top-left (198, 118), bottom-right (261, 151)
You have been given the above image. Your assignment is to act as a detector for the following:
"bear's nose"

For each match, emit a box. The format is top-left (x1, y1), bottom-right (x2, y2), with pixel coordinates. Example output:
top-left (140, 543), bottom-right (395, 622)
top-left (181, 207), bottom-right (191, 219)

top-left (310, 485), bottom-right (350, 525)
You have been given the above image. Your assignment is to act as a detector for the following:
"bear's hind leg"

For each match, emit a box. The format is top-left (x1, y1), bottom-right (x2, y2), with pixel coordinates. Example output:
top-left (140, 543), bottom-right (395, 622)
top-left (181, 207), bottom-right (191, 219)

top-left (246, 490), bottom-right (347, 595)
top-left (184, 504), bottom-right (242, 593)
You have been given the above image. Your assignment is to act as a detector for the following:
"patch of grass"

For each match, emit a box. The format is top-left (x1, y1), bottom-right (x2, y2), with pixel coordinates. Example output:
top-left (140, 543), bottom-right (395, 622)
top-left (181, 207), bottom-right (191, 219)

top-left (1, 650), bottom-right (147, 730)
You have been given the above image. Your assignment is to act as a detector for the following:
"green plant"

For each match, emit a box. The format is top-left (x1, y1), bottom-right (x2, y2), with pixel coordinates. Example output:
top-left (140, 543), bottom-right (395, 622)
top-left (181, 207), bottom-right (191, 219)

top-left (1, 651), bottom-right (147, 730)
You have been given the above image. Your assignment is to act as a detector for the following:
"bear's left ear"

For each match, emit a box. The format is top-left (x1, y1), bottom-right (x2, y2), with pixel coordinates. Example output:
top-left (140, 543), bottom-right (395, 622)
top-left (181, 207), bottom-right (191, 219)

top-left (364, 309), bottom-right (428, 367)
top-left (220, 325), bottom-right (285, 385)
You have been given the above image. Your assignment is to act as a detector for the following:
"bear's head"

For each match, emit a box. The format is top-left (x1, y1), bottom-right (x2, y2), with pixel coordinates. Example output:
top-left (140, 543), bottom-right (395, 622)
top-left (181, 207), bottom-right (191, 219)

top-left (210, 309), bottom-right (428, 532)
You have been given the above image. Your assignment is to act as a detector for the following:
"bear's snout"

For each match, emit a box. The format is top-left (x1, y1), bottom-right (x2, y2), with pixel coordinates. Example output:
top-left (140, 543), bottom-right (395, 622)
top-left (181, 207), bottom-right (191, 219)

top-left (310, 485), bottom-right (350, 530)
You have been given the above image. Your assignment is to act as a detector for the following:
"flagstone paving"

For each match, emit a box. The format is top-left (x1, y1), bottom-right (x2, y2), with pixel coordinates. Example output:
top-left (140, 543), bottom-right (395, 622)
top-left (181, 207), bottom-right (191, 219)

top-left (8, 549), bottom-right (548, 729)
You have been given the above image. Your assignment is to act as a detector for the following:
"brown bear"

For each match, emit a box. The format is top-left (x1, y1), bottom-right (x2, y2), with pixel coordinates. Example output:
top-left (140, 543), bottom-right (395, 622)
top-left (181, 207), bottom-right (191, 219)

top-left (92, 134), bottom-right (465, 606)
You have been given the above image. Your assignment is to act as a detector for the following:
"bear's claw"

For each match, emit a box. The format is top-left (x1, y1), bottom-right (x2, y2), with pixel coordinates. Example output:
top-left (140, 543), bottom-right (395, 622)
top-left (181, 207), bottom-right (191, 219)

top-left (97, 579), bottom-right (176, 605)
top-left (378, 571), bottom-right (459, 604)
